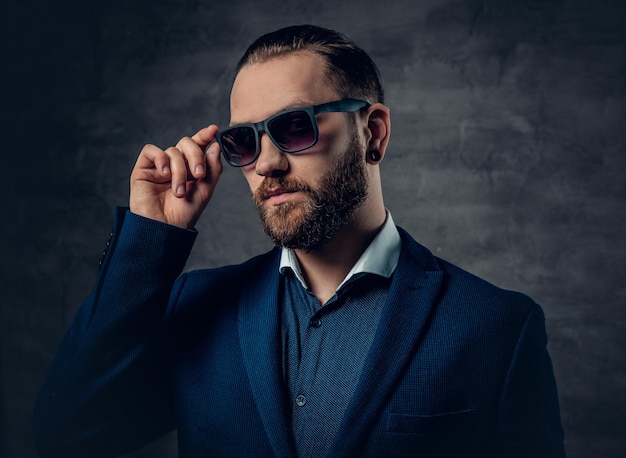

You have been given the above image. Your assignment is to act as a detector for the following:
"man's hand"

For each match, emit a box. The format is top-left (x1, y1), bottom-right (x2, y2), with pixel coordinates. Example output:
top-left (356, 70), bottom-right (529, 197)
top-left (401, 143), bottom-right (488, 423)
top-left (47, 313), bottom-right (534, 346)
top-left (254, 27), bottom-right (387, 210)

top-left (129, 125), bottom-right (223, 229)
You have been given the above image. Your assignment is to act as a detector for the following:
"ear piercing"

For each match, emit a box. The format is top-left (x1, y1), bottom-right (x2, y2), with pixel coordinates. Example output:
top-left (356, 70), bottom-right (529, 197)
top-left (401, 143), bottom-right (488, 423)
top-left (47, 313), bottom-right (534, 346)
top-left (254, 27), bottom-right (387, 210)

top-left (368, 150), bottom-right (381, 162)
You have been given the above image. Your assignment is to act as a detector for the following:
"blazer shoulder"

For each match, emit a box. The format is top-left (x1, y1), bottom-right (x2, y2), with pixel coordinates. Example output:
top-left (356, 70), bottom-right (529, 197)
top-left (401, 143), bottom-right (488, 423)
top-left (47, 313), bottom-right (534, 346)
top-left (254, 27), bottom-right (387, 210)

top-left (397, 226), bottom-right (538, 319)
top-left (437, 256), bottom-right (536, 310)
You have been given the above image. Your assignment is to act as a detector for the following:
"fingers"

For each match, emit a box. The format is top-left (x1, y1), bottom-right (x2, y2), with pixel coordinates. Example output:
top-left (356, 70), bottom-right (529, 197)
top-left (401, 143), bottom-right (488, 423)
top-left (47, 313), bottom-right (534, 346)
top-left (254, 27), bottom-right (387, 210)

top-left (204, 140), bottom-right (223, 185)
top-left (132, 125), bottom-right (221, 197)
top-left (174, 137), bottom-right (207, 179)
top-left (132, 144), bottom-right (173, 182)
top-left (191, 124), bottom-right (219, 149)
top-left (129, 125), bottom-right (222, 227)
top-left (196, 125), bottom-right (222, 184)
top-left (174, 124), bottom-right (221, 182)
top-left (163, 146), bottom-right (192, 197)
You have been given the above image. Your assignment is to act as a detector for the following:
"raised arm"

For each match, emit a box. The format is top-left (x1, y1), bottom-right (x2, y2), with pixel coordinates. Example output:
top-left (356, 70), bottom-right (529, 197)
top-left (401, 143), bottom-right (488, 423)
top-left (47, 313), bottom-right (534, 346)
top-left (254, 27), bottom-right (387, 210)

top-left (32, 127), bottom-right (223, 457)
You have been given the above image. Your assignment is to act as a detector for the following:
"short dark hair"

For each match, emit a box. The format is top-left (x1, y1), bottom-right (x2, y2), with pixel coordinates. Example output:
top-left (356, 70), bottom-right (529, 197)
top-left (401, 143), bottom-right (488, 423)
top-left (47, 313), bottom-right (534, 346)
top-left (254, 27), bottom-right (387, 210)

top-left (235, 24), bottom-right (384, 104)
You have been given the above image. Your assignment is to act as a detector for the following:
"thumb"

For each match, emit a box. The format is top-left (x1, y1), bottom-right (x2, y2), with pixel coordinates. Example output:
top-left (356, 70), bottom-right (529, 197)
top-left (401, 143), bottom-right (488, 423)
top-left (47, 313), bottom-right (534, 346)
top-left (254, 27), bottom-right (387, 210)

top-left (204, 140), bottom-right (223, 185)
top-left (191, 124), bottom-right (219, 149)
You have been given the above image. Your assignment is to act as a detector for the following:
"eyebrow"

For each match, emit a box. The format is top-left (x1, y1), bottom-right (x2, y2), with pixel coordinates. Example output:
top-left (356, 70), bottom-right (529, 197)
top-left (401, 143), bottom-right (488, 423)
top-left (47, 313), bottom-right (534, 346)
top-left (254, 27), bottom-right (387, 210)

top-left (229, 99), bottom-right (317, 126)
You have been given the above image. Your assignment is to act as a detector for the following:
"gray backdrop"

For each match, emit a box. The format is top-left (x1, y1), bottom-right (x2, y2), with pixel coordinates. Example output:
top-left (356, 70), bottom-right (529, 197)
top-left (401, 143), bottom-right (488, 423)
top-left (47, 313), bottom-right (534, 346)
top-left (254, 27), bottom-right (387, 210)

top-left (2, 0), bottom-right (625, 457)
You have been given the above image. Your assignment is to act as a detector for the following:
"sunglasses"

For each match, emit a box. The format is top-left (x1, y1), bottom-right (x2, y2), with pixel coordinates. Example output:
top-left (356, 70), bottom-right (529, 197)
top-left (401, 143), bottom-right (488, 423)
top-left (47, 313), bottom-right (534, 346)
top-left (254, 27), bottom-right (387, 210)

top-left (215, 99), bottom-right (370, 167)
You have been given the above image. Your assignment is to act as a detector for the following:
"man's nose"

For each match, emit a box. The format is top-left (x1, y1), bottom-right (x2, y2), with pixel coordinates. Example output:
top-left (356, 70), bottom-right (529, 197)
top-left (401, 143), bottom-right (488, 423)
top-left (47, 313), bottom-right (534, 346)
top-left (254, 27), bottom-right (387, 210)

top-left (254, 133), bottom-right (289, 177)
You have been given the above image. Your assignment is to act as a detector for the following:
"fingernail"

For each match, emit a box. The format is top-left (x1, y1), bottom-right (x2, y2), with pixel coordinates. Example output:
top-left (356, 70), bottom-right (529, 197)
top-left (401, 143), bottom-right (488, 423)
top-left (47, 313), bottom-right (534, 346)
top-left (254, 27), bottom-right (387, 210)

top-left (195, 164), bottom-right (205, 175)
top-left (177, 184), bottom-right (185, 195)
top-left (163, 165), bottom-right (171, 174)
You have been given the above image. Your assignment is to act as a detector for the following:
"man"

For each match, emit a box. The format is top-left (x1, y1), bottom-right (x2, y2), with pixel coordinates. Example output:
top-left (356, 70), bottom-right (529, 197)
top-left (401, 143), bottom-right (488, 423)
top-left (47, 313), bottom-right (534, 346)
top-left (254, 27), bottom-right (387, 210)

top-left (33, 25), bottom-right (565, 457)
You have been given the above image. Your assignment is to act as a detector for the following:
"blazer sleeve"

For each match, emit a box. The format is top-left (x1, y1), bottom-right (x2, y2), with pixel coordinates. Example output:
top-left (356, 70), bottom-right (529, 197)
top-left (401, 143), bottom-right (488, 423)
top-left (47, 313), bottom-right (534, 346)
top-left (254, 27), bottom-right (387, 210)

top-left (496, 302), bottom-right (566, 457)
top-left (32, 208), bottom-right (197, 458)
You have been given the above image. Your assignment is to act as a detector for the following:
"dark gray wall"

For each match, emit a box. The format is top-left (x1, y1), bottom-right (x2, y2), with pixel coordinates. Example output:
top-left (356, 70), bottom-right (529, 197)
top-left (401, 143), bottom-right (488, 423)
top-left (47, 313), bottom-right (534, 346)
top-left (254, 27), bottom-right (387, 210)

top-left (2, 0), bottom-right (625, 457)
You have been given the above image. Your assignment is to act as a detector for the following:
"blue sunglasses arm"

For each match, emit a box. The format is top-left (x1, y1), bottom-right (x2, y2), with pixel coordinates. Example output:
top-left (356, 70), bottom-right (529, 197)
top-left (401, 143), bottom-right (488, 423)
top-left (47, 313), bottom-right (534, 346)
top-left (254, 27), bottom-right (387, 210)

top-left (313, 99), bottom-right (370, 114)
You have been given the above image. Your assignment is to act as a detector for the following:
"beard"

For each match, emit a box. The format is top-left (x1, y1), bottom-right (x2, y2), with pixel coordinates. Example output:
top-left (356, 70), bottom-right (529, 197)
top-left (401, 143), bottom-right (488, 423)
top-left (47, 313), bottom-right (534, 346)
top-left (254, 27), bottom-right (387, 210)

top-left (252, 132), bottom-right (368, 252)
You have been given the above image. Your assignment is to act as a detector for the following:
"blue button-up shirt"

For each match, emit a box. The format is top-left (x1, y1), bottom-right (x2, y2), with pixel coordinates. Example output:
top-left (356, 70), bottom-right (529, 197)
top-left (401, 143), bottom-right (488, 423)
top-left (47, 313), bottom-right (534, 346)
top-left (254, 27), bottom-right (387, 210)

top-left (279, 212), bottom-right (401, 456)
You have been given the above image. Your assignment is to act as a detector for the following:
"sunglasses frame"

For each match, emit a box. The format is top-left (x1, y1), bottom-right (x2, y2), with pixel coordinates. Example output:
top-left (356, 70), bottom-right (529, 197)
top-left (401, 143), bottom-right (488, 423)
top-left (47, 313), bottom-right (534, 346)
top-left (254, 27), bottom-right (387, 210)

top-left (216, 98), bottom-right (370, 167)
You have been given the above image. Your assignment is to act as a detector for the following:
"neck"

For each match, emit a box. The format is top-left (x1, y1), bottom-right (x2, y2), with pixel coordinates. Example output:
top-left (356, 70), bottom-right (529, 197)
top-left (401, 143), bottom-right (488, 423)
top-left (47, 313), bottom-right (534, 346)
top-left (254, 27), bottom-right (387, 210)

top-left (293, 200), bottom-right (387, 305)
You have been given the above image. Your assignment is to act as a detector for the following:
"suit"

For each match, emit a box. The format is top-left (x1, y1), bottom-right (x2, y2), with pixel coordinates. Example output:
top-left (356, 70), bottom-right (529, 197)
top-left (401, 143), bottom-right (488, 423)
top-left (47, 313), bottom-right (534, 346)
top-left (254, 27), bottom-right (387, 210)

top-left (33, 208), bottom-right (565, 457)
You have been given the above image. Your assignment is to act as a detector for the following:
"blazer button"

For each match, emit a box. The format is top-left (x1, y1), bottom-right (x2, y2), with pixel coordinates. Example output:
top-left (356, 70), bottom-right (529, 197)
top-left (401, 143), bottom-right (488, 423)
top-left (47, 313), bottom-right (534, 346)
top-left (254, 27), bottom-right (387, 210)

top-left (98, 231), bottom-right (114, 269)
top-left (310, 318), bottom-right (322, 328)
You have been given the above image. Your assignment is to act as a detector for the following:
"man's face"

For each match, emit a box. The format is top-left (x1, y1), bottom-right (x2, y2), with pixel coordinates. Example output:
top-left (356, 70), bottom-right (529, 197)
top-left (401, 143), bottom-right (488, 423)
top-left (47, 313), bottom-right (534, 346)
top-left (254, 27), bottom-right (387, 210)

top-left (252, 130), bottom-right (367, 251)
top-left (229, 51), bottom-right (369, 251)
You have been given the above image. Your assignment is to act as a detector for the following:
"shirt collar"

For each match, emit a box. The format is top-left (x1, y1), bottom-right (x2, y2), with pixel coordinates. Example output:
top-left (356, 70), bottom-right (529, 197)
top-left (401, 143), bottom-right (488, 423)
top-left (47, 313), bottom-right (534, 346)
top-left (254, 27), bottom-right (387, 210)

top-left (279, 211), bottom-right (401, 293)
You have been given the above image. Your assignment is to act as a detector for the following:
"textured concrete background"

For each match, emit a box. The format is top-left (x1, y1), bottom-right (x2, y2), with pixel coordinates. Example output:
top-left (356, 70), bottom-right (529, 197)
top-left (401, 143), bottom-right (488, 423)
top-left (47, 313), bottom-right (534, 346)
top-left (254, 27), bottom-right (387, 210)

top-left (2, 0), bottom-right (625, 456)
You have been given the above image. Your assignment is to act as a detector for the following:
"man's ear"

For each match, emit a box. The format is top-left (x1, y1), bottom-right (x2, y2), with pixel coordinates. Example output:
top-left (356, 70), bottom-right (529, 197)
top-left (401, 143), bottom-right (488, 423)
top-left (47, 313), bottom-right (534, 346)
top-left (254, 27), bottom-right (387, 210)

top-left (364, 103), bottom-right (391, 163)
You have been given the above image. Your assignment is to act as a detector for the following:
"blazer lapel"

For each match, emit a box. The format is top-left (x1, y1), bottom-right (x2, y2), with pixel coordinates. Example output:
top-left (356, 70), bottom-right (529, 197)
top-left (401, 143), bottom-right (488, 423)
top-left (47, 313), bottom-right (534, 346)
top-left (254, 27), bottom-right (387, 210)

top-left (238, 249), bottom-right (297, 457)
top-left (329, 229), bottom-right (444, 456)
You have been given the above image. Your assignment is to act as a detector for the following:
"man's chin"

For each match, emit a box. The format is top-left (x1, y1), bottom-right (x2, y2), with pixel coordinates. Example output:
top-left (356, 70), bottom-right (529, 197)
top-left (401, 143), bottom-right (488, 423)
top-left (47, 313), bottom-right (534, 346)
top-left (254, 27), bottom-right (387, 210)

top-left (261, 200), bottom-right (306, 221)
top-left (261, 212), bottom-right (312, 250)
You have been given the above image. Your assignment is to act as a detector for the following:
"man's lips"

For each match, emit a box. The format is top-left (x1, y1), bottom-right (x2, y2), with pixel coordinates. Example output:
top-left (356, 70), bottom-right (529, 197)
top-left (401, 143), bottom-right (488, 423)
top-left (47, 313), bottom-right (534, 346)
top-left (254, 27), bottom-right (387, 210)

top-left (262, 188), bottom-right (299, 205)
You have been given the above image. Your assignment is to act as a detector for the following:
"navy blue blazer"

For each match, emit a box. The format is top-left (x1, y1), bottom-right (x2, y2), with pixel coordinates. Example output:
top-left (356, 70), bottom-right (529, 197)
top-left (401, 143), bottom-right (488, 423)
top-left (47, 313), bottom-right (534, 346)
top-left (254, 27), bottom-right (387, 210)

top-left (33, 209), bottom-right (565, 457)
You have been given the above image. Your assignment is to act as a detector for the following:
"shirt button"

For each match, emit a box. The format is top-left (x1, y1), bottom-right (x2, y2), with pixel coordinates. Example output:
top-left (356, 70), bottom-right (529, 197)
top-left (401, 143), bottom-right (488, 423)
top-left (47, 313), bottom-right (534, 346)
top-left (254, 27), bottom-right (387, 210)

top-left (295, 395), bottom-right (307, 407)
top-left (310, 318), bottom-right (322, 328)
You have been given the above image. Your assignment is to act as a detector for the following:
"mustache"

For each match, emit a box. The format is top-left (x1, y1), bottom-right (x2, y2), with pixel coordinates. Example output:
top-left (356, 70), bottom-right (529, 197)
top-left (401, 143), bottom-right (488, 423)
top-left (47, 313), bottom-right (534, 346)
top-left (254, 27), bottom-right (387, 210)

top-left (254, 176), bottom-right (314, 201)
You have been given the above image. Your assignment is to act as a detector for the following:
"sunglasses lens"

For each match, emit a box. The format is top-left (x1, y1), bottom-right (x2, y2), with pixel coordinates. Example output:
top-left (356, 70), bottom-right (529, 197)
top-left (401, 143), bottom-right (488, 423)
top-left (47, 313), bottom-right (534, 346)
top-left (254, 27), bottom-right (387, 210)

top-left (219, 109), bottom-right (317, 166)
top-left (268, 110), bottom-right (316, 152)
top-left (220, 127), bottom-right (257, 166)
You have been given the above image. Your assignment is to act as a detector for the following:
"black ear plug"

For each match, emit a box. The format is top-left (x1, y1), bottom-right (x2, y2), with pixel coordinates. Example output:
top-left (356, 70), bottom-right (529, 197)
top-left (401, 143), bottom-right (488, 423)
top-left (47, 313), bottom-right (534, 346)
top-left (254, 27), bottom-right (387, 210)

top-left (368, 150), bottom-right (381, 162)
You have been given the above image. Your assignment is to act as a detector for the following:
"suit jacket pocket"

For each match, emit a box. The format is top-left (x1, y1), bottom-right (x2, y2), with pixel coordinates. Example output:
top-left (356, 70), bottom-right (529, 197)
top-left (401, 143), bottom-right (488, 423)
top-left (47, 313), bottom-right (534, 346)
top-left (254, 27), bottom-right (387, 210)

top-left (387, 409), bottom-right (476, 435)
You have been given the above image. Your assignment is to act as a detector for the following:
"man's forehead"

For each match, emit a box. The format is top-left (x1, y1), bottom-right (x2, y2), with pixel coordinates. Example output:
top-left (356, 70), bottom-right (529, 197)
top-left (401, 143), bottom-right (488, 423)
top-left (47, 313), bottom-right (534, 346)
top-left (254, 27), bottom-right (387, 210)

top-left (228, 98), bottom-right (317, 126)
top-left (228, 52), bottom-right (337, 124)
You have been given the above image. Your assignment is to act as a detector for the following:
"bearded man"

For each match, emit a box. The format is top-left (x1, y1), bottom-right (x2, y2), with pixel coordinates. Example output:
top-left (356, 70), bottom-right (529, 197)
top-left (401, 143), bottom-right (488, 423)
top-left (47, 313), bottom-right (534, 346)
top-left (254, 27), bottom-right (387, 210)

top-left (33, 25), bottom-right (565, 458)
